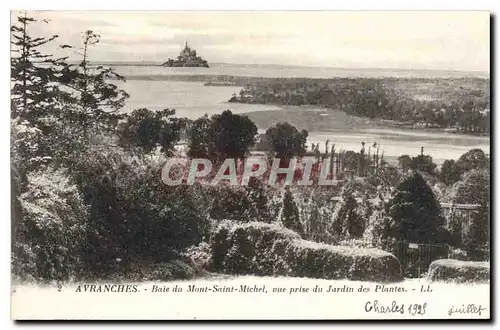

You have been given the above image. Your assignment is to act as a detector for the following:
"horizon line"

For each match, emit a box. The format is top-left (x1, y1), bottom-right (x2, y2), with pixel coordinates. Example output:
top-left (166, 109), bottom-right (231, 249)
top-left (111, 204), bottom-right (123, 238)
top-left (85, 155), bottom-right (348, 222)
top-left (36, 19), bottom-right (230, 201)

top-left (82, 60), bottom-right (490, 75)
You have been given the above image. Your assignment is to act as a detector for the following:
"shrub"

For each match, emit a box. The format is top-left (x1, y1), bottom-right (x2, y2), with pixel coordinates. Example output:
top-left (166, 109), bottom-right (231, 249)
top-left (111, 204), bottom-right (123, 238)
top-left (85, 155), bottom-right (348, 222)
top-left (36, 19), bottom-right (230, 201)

top-left (11, 119), bottom-right (48, 178)
top-left (104, 259), bottom-right (202, 282)
top-left (207, 185), bottom-right (265, 222)
top-left (426, 259), bottom-right (490, 283)
top-left (69, 146), bottom-right (209, 276)
top-left (338, 238), bottom-right (378, 249)
top-left (12, 167), bottom-right (88, 282)
top-left (210, 221), bottom-right (402, 282)
top-left (182, 242), bottom-right (214, 271)
top-left (280, 188), bottom-right (304, 236)
top-left (448, 248), bottom-right (468, 261)
top-left (340, 193), bottom-right (365, 238)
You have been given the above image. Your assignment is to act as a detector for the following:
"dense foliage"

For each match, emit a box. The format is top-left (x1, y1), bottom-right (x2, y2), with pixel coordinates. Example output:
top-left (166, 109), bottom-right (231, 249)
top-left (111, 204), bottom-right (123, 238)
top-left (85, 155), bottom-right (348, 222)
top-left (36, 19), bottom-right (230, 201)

top-left (118, 108), bottom-right (185, 154)
top-left (13, 167), bottom-right (88, 282)
top-left (11, 13), bottom-right (490, 283)
top-left (210, 221), bottom-right (402, 282)
top-left (229, 77), bottom-right (490, 133)
top-left (10, 13), bottom-right (204, 282)
top-left (427, 259), bottom-right (489, 283)
top-left (187, 110), bottom-right (258, 160)
top-left (263, 122), bottom-right (308, 158)
top-left (386, 171), bottom-right (446, 244)
top-left (449, 169), bottom-right (490, 251)
top-left (280, 188), bottom-right (304, 236)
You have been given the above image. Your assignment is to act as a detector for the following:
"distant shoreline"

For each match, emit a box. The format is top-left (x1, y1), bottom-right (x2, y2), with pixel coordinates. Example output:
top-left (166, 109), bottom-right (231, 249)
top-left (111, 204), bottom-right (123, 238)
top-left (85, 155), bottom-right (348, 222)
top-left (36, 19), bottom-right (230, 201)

top-left (116, 74), bottom-right (490, 86)
top-left (93, 61), bottom-right (489, 77)
top-left (239, 105), bottom-right (491, 139)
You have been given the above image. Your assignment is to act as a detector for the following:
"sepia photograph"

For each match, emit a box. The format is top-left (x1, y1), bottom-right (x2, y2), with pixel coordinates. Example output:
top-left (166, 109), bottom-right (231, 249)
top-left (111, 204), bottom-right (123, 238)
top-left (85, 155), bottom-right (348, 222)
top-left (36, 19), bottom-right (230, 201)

top-left (9, 10), bottom-right (490, 320)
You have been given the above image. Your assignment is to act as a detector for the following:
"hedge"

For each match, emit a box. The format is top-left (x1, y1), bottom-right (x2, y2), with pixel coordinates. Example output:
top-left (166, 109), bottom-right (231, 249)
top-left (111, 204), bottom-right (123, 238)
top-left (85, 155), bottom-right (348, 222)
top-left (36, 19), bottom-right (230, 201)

top-left (210, 221), bottom-right (403, 282)
top-left (426, 259), bottom-right (490, 283)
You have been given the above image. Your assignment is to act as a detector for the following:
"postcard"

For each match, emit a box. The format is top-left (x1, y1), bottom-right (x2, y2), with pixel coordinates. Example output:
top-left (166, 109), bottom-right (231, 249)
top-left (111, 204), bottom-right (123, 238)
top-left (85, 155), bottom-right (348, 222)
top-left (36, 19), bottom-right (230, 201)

top-left (10, 10), bottom-right (490, 320)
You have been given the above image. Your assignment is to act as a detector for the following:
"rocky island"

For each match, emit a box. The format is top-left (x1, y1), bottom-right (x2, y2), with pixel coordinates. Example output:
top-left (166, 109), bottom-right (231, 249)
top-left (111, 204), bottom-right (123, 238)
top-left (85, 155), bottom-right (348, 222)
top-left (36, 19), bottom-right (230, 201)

top-left (162, 41), bottom-right (209, 68)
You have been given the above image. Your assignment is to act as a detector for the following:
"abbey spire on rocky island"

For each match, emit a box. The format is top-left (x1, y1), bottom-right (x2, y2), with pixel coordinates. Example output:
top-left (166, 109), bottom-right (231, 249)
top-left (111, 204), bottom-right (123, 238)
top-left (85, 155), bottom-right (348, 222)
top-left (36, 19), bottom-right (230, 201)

top-left (162, 40), bottom-right (209, 67)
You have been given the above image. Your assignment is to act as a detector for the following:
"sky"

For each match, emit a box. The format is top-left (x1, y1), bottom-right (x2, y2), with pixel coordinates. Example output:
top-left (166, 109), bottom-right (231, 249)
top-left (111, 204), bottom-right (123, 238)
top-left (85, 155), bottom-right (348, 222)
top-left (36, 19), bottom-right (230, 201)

top-left (14, 11), bottom-right (490, 72)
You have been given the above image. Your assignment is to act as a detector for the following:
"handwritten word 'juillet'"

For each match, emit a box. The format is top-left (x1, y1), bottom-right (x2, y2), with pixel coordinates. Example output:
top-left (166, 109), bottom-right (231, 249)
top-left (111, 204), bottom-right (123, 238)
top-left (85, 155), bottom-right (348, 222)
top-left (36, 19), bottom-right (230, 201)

top-left (448, 304), bottom-right (487, 316)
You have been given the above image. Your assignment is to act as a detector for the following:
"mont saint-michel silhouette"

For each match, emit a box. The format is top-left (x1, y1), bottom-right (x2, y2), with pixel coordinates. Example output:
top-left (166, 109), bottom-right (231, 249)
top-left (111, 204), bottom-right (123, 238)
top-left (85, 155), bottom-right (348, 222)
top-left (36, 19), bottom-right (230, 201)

top-left (162, 41), bottom-right (209, 68)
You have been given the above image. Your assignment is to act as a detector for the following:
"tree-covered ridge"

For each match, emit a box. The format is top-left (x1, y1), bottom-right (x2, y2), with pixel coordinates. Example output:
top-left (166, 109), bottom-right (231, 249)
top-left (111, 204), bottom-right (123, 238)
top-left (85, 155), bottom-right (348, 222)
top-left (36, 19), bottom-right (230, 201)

top-left (228, 77), bottom-right (490, 134)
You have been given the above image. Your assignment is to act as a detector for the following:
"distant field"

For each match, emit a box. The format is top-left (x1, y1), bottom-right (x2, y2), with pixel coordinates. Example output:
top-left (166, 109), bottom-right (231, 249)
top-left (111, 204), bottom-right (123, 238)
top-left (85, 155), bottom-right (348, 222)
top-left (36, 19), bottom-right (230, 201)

top-left (244, 105), bottom-right (389, 132)
top-left (384, 78), bottom-right (490, 103)
top-left (242, 105), bottom-right (490, 163)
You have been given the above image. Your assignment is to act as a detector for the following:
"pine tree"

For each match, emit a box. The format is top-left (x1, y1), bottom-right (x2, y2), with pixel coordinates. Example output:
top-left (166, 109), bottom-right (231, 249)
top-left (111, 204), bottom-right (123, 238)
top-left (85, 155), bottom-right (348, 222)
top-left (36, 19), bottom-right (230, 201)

top-left (337, 189), bottom-right (364, 238)
top-left (246, 179), bottom-right (271, 223)
top-left (11, 12), bottom-right (69, 122)
top-left (11, 14), bottom-right (129, 167)
top-left (308, 206), bottom-right (321, 239)
top-left (380, 150), bottom-right (386, 168)
top-left (387, 171), bottom-right (445, 244)
top-left (10, 12), bottom-right (88, 168)
top-left (281, 188), bottom-right (303, 236)
top-left (329, 144), bottom-right (335, 178)
top-left (359, 141), bottom-right (365, 176)
top-left (58, 30), bottom-right (129, 131)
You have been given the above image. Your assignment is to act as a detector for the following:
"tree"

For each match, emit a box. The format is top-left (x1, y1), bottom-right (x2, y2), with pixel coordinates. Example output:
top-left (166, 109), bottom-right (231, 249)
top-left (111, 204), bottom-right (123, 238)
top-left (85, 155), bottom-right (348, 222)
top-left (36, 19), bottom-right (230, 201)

top-left (187, 110), bottom-right (258, 160)
top-left (397, 155), bottom-right (412, 174)
top-left (451, 169), bottom-right (490, 250)
top-left (329, 144), bottom-right (336, 178)
top-left (209, 110), bottom-right (258, 159)
top-left (359, 142), bottom-right (366, 176)
top-left (208, 186), bottom-right (255, 222)
top-left (439, 159), bottom-right (462, 185)
top-left (10, 12), bottom-right (69, 122)
top-left (341, 193), bottom-right (364, 238)
top-left (387, 171), bottom-right (445, 244)
top-left (342, 150), bottom-right (359, 173)
top-left (187, 115), bottom-right (212, 158)
top-left (58, 30), bottom-right (129, 131)
top-left (265, 122), bottom-right (308, 159)
top-left (455, 149), bottom-right (489, 173)
top-left (119, 108), bottom-right (183, 155)
top-left (308, 206), bottom-right (321, 239)
top-left (10, 13), bottom-right (90, 177)
top-left (11, 14), bottom-right (129, 167)
top-left (280, 188), bottom-right (304, 236)
top-left (410, 154), bottom-right (437, 175)
top-left (245, 180), bottom-right (271, 223)
top-left (11, 119), bottom-right (47, 183)
top-left (438, 149), bottom-right (489, 187)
